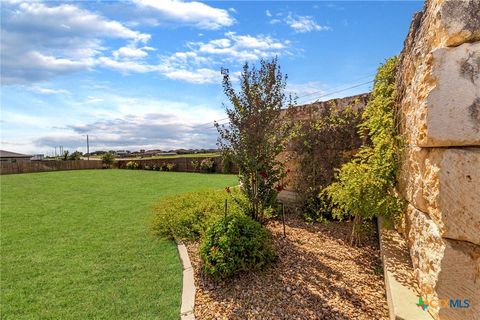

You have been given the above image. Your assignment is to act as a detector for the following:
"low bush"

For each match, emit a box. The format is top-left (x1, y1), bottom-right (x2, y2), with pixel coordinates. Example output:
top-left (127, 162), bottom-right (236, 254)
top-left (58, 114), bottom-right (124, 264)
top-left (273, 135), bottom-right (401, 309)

top-left (144, 165), bottom-right (151, 170)
top-left (200, 158), bottom-right (216, 173)
top-left (199, 214), bottom-right (277, 279)
top-left (221, 153), bottom-right (234, 173)
top-left (101, 152), bottom-right (115, 167)
top-left (159, 162), bottom-right (168, 171)
top-left (151, 188), bottom-right (244, 241)
top-left (190, 160), bottom-right (199, 171)
top-left (126, 161), bottom-right (139, 169)
top-left (166, 163), bottom-right (176, 171)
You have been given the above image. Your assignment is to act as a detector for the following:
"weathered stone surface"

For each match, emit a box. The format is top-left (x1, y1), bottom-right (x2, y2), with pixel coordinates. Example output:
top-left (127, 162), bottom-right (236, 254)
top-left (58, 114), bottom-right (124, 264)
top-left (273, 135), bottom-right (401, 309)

top-left (399, 146), bottom-right (429, 213)
top-left (399, 42), bottom-right (480, 147)
top-left (425, 42), bottom-right (480, 146)
top-left (397, 0), bottom-right (480, 147)
top-left (405, 205), bottom-right (480, 320)
top-left (399, 147), bottom-right (480, 245)
top-left (397, 1), bottom-right (480, 319)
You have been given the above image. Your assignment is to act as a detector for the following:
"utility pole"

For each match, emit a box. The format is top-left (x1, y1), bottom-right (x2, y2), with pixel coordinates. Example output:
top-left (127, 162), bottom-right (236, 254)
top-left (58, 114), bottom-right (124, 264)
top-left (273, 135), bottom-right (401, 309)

top-left (86, 135), bottom-right (90, 160)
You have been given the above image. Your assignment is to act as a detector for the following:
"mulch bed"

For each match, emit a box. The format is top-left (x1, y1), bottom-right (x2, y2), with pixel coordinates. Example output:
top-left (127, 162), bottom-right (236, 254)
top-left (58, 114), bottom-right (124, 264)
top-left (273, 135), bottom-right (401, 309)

top-left (186, 214), bottom-right (389, 320)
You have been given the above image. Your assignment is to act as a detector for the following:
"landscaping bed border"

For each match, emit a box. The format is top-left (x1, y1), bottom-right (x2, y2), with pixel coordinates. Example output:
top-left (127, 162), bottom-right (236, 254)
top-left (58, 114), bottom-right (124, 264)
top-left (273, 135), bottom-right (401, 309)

top-left (176, 240), bottom-right (196, 320)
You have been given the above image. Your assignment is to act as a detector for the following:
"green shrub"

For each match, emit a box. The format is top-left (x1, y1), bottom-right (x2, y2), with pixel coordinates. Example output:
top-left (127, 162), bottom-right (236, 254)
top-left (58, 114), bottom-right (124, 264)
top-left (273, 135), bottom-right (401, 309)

top-left (126, 161), bottom-right (139, 169)
top-left (152, 188), bottom-right (244, 241)
top-left (200, 158), bottom-right (216, 173)
top-left (153, 165), bottom-right (160, 171)
top-left (190, 160), bottom-right (199, 171)
top-left (199, 214), bottom-right (276, 279)
top-left (68, 151), bottom-right (83, 160)
top-left (144, 165), bottom-right (151, 170)
top-left (221, 153), bottom-right (234, 173)
top-left (325, 56), bottom-right (404, 245)
top-left (160, 162), bottom-right (168, 171)
top-left (166, 163), bottom-right (176, 171)
top-left (101, 152), bottom-right (115, 166)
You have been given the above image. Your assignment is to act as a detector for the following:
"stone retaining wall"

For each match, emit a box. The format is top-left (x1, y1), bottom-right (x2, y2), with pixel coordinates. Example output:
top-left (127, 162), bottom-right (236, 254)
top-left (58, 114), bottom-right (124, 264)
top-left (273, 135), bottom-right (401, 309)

top-left (397, 1), bottom-right (480, 319)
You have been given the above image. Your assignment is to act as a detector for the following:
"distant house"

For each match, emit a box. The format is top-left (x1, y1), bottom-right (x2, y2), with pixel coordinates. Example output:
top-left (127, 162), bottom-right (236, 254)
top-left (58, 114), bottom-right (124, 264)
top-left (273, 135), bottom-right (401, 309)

top-left (30, 154), bottom-right (44, 161)
top-left (115, 150), bottom-right (130, 157)
top-left (0, 150), bottom-right (32, 163)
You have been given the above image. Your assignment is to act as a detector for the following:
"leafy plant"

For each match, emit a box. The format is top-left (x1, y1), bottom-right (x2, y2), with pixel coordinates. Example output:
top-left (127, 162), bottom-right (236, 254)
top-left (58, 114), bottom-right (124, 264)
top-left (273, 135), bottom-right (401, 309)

top-left (152, 188), bottom-right (244, 241)
top-left (101, 152), bottom-right (115, 167)
top-left (199, 214), bottom-right (276, 279)
top-left (159, 162), bottom-right (168, 171)
top-left (216, 57), bottom-right (294, 222)
top-left (62, 151), bottom-right (69, 161)
top-left (200, 158), bottom-right (216, 173)
top-left (291, 104), bottom-right (362, 222)
top-left (144, 165), bottom-right (151, 170)
top-left (166, 163), bottom-right (176, 171)
top-left (221, 152), bottom-right (234, 173)
top-left (68, 151), bottom-right (83, 160)
top-left (190, 160), bottom-right (199, 171)
top-left (126, 161), bottom-right (139, 169)
top-left (325, 56), bottom-right (404, 246)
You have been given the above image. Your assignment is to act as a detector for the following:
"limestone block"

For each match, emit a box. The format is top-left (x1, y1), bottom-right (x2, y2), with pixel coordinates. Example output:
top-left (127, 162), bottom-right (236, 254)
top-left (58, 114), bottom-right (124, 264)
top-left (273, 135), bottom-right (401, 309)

top-left (438, 0), bottom-right (480, 47)
top-left (398, 146), bottom-right (429, 213)
top-left (405, 205), bottom-right (480, 320)
top-left (400, 42), bottom-right (480, 147)
top-left (400, 147), bottom-right (480, 245)
top-left (397, 0), bottom-right (480, 147)
top-left (423, 42), bottom-right (480, 146)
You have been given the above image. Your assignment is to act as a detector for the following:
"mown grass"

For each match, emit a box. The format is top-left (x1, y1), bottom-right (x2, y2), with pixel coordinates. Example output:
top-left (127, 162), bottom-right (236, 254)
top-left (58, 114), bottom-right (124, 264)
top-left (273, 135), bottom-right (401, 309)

top-left (0, 170), bottom-right (237, 319)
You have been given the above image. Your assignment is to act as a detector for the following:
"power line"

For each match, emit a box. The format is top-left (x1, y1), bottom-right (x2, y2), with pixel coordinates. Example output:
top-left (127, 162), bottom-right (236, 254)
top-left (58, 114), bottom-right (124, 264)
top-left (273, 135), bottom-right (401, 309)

top-left (295, 80), bottom-right (373, 104)
top-left (294, 73), bottom-right (375, 101)
top-left (191, 75), bottom-right (375, 130)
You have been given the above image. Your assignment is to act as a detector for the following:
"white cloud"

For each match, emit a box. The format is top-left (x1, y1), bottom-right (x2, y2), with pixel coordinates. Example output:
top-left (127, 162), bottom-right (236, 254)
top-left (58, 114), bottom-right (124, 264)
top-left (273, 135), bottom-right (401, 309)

top-left (189, 32), bottom-right (291, 62)
top-left (1, 1), bottom-right (150, 84)
top-left (285, 13), bottom-right (331, 33)
top-left (113, 46), bottom-right (149, 60)
top-left (134, 0), bottom-right (234, 29)
top-left (97, 57), bottom-right (153, 73)
top-left (30, 86), bottom-right (71, 95)
top-left (266, 10), bottom-right (272, 17)
top-left (162, 68), bottom-right (221, 84)
top-left (150, 32), bottom-right (292, 84)
top-left (287, 81), bottom-right (326, 99)
top-left (33, 95), bottom-right (225, 151)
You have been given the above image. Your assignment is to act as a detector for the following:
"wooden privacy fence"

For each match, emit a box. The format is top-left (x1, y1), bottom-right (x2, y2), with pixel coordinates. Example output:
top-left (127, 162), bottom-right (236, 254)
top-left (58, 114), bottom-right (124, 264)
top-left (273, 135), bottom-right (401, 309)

top-left (0, 160), bottom-right (103, 175)
top-left (116, 156), bottom-right (237, 174)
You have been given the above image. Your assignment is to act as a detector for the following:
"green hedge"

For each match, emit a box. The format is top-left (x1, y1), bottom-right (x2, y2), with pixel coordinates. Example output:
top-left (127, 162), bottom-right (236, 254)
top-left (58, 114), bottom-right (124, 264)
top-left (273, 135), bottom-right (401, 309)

top-left (199, 214), bottom-right (276, 278)
top-left (151, 188), bottom-right (244, 241)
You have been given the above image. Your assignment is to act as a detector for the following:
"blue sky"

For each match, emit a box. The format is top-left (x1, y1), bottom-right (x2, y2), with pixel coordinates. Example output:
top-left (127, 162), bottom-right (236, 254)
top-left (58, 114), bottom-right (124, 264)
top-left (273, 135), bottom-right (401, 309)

top-left (0, 0), bottom-right (423, 155)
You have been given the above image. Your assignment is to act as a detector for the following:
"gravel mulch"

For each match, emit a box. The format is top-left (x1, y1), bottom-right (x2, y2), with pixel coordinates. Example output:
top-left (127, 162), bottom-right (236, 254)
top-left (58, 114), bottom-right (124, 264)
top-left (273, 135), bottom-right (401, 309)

top-left (186, 214), bottom-right (389, 320)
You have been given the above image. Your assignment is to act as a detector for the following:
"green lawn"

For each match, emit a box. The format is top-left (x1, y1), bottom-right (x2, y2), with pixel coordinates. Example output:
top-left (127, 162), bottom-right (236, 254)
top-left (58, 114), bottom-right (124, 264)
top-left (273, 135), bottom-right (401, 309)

top-left (0, 170), bottom-right (237, 319)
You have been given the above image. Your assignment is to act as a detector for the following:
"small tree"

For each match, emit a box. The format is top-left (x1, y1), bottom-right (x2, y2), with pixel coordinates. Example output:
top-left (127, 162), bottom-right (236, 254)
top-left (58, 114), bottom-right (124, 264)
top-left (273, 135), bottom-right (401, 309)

top-left (325, 57), bottom-right (403, 246)
top-left (216, 57), bottom-right (294, 222)
top-left (68, 151), bottom-right (83, 160)
top-left (62, 150), bottom-right (69, 161)
top-left (101, 152), bottom-right (115, 167)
